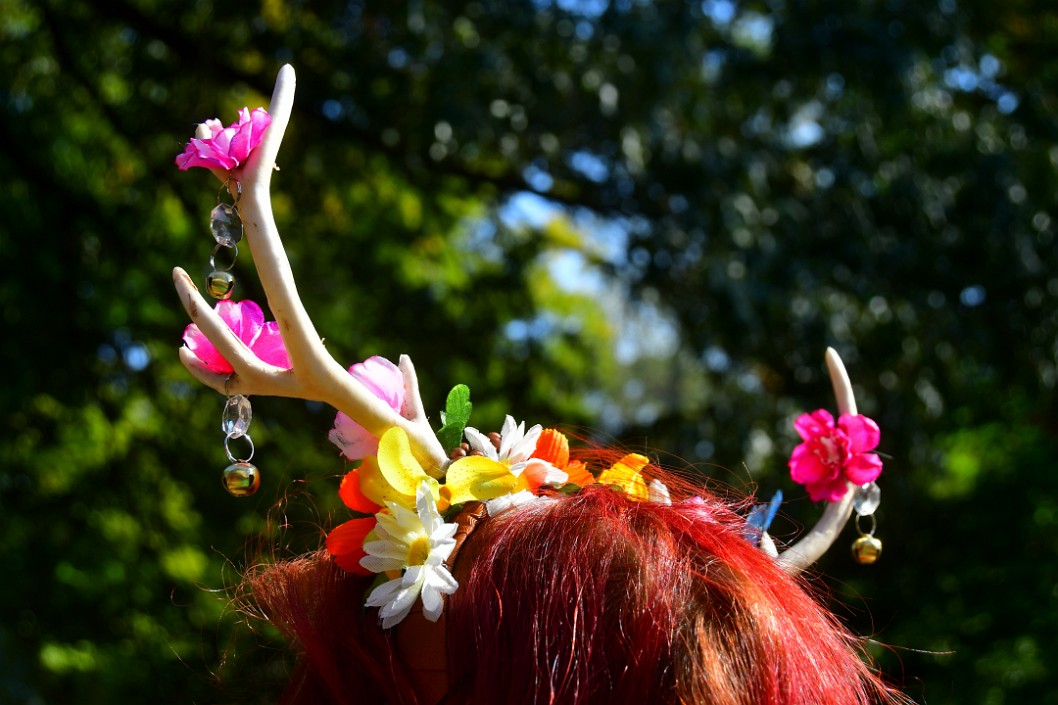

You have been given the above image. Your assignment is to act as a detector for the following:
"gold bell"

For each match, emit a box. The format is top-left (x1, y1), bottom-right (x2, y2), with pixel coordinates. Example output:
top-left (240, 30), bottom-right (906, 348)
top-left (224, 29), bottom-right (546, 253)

top-left (851, 535), bottom-right (883, 564)
top-left (206, 270), bottom-right (236, 299)
top-left (222, 461), bottom-right (260, 497)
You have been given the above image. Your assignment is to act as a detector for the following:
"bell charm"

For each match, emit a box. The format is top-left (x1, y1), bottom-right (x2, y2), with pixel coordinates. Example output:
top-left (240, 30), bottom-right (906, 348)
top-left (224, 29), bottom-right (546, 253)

top-left (223, 461), bottom-right (260, 497)
top-left (851, 535), bottom-right (883, 564)
top-left (206, 270), bottom-right (236, 299)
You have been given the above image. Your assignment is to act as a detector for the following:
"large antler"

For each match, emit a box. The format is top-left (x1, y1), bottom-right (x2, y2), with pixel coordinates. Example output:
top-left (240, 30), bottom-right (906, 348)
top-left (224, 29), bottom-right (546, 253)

top-left (173, 65), bottom-right (448, 472)
top-left (776, 347), bottom-right (860, 573)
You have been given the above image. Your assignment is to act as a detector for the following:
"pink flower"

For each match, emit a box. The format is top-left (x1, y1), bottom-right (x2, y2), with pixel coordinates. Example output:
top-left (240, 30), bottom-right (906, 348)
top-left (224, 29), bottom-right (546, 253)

top-left (328, 356), bottom-right (406, 460)
top-left (182, 299), bottom-right (291, 374)
top-left (174, 107), bottom-right (271, 171)
top-left (788, 409), bottom-right (882, 502)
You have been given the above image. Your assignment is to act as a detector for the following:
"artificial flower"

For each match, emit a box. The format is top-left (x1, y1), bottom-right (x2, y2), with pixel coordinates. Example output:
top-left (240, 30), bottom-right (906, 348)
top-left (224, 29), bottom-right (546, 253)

top-left (325, 516), bottom-right (375, 575)
top-left (358, 427), bottom-right (517, 511)
top-left (533, 428), bottom-right (571, 468)
top-left (444, 454), bottom-right (520, 505)
top-left (175, 107), bottom-right (271, 171)
top-left (329, 356), bottom-right (406, 460)
top-left (338, 467), bottom-right (382, 515)
top-left (597, 453), bottom-right (651, 501)
top-left (361, 481), bottom-right (459, 627)
top-left (648, 478), bottom-right (672, 505)
top-left (464, 415), bottom-right (542, 475)
top-left (563, 460), bottom-right (595, 487)
top-left (358, 427), bottom-right (440, 510)
top-left (484, 489), bottom-right (541, 516)
top-left (182, 299), bottom-right (291, 374)
top-left (515, 458), bottom-right (569, 493)
top-left (788, 409), bottom-right (882, 502)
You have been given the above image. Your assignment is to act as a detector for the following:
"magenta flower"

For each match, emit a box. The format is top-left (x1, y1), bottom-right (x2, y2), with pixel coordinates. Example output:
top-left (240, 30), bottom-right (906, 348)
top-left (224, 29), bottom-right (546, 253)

top-left (174, 107), bottom-right (271, 171)
top-left (328, 356), bottom-right (406, 460)
top-left (788, 409), bottom-right (882, 502)
top-left (182, 299), bottom-right (291, 374)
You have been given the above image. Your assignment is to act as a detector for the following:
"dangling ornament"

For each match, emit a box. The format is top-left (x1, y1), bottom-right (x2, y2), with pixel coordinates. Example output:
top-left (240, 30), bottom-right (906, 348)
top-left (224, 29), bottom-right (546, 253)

top-left (206, 180), bottom-right (243, 300)
top-left (851, 482), bottom-right (882, 564)
top-left (220, 390), bottom-right (260, 497)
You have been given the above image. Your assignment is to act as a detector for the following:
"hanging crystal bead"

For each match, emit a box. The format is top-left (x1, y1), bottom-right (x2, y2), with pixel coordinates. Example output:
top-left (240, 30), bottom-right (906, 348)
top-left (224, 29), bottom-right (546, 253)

top-left (221, 395), bottom-right (252, 438)
top-left (210, 203), bottom-right (243, 246)
top-left (853, 481), bottom-right (881, 516)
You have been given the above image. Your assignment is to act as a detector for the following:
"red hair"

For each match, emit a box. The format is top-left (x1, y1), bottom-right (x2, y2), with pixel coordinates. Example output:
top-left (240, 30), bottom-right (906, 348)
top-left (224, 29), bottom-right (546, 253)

top-left (247, 468), bottom-right (901, 705)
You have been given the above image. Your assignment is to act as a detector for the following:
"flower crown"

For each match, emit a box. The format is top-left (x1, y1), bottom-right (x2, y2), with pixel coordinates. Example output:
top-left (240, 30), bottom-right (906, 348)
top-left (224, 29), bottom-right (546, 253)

top-left (172, 66), bottom-right (885, 630)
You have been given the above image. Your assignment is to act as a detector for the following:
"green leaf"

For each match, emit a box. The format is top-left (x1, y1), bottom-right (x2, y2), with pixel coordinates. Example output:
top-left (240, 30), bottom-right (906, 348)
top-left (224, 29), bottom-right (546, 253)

top-left (436, 384), bottom-right (472, 452)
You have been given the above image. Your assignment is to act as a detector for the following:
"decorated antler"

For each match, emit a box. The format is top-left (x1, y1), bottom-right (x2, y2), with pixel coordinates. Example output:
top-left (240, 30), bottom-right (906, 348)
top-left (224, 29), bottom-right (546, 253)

top-left (776, 347), bottom-right (861, 573)
top-left (173, 65), bottom-right (448, 472)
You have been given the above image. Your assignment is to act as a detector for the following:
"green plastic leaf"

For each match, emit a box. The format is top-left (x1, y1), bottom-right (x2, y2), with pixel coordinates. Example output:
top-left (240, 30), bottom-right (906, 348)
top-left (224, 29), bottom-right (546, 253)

top-left (437, 384), bottom-right (473, 452)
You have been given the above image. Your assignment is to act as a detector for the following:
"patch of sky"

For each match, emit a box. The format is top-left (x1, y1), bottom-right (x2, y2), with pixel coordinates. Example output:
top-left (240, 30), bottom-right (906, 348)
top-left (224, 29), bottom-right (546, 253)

top-left (522, 163), bottom-right (554, 192)
top-left (944, 66), bottom-right (978, 92)
top-left (387, 48), bottom-right (410, 69)
top-left (322, 99), bottom-right (343, 121)
top-left (703, 345), bottom-right (731, 372)
top-left (732, 12), bottom-right (773, 53)
top-left (123, 343), bottom-right (151, 372)
top-left (702, 0), bottom-right (736, 27)
top-left (997, 92), bottom-right (1019, 114)
top-left (498, 191), bottom-right (678, 366)
top-left (567, 150), bottom-right (610, 183)
top-left (960, 284), bottom-right (986, 307)
top-left (702, 50), bottom-right (726, 83)
top-left (943, 54), bottom-right (1018, 114)
top-left (533, 0), bottom-right (609, 17)
top-left (785, 101), bottom-right (825, 149)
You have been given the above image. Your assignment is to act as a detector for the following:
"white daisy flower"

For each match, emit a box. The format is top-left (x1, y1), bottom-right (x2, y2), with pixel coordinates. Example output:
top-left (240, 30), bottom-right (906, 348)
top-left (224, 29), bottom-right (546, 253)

top-left (360, 481), bottom-right (459, 628)
top-left (464, 415), bottom-right (543, 476)
top-left (648, 479), bottom-right (672, 505)
top-left (483, 489), bottom-right (541, 516)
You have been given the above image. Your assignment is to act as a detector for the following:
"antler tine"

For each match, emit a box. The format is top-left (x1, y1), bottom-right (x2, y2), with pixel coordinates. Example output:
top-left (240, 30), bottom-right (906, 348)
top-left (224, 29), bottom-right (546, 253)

top-left (174, 65), bottom-right (447, 471)
top-left (776, 347), bottom-right (859, 573)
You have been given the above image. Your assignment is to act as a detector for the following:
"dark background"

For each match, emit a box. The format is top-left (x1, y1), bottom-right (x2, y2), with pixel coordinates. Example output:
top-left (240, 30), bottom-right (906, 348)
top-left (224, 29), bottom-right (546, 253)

top-left (3, 0), bottom-right (1057, 702)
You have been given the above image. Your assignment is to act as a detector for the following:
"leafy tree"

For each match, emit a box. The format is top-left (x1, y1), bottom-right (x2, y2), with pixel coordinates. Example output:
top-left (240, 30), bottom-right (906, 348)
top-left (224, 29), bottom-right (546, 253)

top-left (2, 0), bottom-right (1056, 702)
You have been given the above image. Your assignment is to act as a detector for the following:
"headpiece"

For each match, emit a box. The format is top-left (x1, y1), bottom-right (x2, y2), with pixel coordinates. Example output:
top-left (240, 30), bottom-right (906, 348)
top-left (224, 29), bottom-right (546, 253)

top-left (173, 66), bottom-right (886, 631)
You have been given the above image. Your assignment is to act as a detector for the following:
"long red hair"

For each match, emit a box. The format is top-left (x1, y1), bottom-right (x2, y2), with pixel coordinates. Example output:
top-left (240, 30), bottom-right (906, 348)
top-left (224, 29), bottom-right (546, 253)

top-left (247, 467), bottom-right (901, 705)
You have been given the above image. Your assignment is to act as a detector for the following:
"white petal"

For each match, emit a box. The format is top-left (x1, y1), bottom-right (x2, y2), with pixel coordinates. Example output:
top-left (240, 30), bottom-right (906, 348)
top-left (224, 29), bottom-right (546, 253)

top-left (464, 426), bottom-right (498, 460)
top-left (649, 479), bottom-right (672, 505)
top-left (428, 536), bottom-right (456, 564)
top-left (426, 564), bottom-right (459, 594)
top-left (420, 583), bottom-right (445, 620)
top-left (508, 424), bottom-right (543, 463)
top-left (360, 554), bottom-right (404, 574)
top-left (362, 539), bottom-right (410, 560)
top-left (484, 490), bottom-right (539, 516)
top-left (364, 576), bottom-right (403, 608)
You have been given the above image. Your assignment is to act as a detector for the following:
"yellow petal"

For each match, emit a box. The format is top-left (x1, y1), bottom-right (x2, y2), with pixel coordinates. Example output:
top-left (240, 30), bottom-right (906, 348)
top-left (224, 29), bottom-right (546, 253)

top-left (445, 456), bottom-right (518, 504)
top-left (359, 455), bottom-right (415, 508)
top-left (597, 453), bottom-right (651, 501)
top-left (377, 427), bottom-right (430, 497)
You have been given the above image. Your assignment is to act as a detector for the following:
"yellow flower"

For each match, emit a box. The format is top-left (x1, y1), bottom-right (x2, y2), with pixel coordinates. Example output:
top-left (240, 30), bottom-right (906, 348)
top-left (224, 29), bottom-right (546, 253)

top-left (360, 427), bottom-right (518, 512)
top-left (444, 455), bottom-right (519, 505)
top-left (597, 453), bottom-right (651, 501)
top-left (359, 427), bottom-right (440, 510)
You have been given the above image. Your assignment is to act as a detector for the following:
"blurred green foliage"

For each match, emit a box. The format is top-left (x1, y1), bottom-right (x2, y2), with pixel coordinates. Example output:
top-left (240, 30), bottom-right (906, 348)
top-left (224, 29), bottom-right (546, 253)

top-left (2, 0), bottom-right (1057, 702)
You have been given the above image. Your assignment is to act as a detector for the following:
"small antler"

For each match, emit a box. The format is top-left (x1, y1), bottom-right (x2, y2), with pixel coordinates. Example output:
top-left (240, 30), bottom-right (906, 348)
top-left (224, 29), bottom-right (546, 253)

top-left (776, 347), bottom-right (859, 573)
top-left (173, 65), bottom-right (447, 472)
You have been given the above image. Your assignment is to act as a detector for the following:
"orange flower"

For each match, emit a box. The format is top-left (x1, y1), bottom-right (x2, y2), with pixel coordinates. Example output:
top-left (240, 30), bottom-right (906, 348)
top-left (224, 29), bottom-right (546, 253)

top-left (533, 428), bottom-right (570, 468)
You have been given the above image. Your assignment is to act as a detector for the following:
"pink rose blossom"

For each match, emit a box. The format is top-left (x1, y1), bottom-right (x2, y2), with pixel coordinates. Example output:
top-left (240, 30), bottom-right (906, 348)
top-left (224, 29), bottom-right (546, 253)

top-left (788, 409), bottom-right (882, 502)
top-left (174, 107), bottom-right (271, 171)
top-left (182, 299), bottom-right (291, 374)
top-left (328, 356), bottom-right (406, 460)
